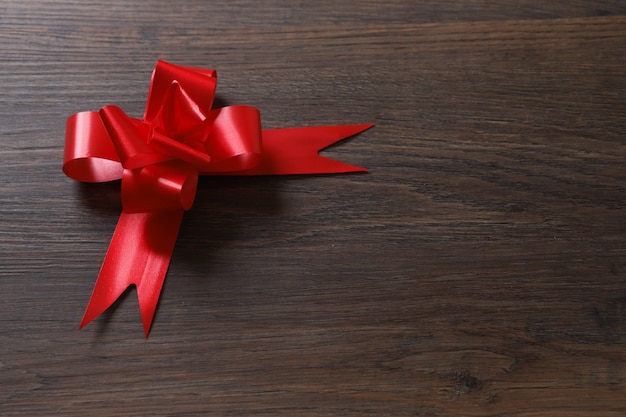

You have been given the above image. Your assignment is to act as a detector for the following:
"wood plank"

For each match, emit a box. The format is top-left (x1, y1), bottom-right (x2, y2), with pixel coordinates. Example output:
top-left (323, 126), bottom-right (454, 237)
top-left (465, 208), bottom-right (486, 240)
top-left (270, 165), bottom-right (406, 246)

top-left (1, 1), bottom-right (625, 416)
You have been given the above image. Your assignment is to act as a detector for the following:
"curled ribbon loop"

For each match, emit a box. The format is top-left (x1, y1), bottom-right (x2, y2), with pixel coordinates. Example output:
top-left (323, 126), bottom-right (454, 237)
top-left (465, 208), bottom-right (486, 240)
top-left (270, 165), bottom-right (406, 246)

top-left (63, 60), bottom-right (373, 335)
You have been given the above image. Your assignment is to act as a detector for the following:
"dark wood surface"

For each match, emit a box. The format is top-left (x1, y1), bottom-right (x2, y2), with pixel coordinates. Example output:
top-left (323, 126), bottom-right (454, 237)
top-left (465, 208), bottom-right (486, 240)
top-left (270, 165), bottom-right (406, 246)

top-left (2, 1), bottom-right (626, 415)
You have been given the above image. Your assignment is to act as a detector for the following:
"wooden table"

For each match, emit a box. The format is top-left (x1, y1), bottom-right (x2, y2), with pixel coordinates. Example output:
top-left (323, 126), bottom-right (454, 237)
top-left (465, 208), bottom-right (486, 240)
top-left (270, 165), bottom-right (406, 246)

top-left (2, 1), bottom-right (625, 415)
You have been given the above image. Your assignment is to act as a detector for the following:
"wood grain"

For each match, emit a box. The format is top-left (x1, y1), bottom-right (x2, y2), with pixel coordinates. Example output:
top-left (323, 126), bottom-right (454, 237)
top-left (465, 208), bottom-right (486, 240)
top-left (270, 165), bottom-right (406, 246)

top-left (1, 1), bottom-right (625, 416)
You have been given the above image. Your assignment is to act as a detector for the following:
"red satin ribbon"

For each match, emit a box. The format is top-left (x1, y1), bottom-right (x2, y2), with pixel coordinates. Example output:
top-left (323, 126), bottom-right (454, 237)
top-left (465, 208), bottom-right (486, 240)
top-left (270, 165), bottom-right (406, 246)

top-left (63, 61), bottom-right (373, 336)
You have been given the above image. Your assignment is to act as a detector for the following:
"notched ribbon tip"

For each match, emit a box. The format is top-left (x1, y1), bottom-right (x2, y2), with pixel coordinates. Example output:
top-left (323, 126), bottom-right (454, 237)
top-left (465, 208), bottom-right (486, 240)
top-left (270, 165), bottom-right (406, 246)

top-left (65, 61), bottom-right (373, 335)
top-left (78, 286), bottom-right (156, 338)
top-left (316, 123), bottom-right (374, 173)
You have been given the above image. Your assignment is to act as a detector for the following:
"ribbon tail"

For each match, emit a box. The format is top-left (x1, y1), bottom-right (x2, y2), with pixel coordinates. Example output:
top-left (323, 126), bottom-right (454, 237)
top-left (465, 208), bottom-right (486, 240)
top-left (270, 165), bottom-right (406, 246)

top-left (225, 123), bottom-right (373, 176)
top-left (79, 210), bottom-right (184, 336)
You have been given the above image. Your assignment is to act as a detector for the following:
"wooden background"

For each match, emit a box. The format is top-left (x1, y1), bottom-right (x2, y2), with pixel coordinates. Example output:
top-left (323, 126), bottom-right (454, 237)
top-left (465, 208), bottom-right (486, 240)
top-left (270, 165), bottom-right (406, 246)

top-left (2, 1), bottom-right (626, 415)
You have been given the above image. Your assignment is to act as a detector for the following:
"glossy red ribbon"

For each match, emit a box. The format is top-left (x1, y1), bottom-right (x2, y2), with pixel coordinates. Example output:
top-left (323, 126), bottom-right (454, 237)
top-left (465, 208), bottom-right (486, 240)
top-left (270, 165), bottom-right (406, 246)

top-left (63, 61), bottom-right (373, 335)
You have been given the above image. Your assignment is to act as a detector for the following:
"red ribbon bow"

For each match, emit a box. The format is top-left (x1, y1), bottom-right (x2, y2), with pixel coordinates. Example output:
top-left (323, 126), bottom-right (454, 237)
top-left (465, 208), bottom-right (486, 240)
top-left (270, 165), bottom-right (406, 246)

top-left (63, 61), bottom-right (373, 335)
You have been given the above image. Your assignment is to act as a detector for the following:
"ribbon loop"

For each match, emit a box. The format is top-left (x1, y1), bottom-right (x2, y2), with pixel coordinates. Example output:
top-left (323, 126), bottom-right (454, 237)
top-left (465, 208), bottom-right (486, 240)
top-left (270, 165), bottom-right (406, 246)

top-left (151, 81), bottom-right (211, 144)
top-left (64, 60), bottom-right (373, 335)
top-left (100, 105), bottom-right (169, 170)
top-left (145, 60), bottom-right (217, 124)
top-left (63, 111), bottom-right (123, 183)
top-left (121, 162), bottom-right (198, 213)
top-left (202, 106), bottom-right (262, 172)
